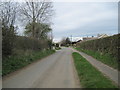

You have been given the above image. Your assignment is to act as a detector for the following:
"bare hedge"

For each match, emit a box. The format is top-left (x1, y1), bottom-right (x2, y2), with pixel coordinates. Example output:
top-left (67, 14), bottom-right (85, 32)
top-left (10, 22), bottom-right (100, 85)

top-left (77, 34), bottom-right (119, 59)
top-left (3, 35), bottom-right (52, 59)
top-left (14, 36), bottom-right (49, 51)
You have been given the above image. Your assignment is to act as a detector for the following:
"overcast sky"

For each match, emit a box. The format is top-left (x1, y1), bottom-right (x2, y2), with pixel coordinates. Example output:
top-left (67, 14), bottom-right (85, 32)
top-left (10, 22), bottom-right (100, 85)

top-left (52, 2), bottom-right (118, 42)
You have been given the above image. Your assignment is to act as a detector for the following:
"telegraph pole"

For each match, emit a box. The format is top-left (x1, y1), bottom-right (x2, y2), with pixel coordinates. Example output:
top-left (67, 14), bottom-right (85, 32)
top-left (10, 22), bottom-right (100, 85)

top-left (71, 35), bottom-right (72, 46)
top-left (50, 30), bottom-right (53, 49)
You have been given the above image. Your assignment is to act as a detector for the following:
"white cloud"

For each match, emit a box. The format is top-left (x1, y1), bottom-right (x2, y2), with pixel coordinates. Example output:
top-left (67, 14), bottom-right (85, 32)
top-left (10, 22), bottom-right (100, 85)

top-left (53, 0), bottom-right (119, 2)
top-left (53, 37), bottom-right (62, 43)
top-left (1, 0), bottom-right (119, 2)
top-left (71, 37), bottom-right (83, 42)
top-left (52, 2), bottom-right (117, 31)
top-left (52, 2), bottom-right (118, 42)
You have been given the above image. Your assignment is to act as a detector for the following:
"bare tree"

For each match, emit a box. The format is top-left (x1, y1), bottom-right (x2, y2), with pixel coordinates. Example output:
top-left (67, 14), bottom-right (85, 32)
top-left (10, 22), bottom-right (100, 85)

top-left (0, 1), bottom-right (18, 57)
top-left (0, 2), bottom-right (18, 27)
top-left (20, 0), bottom-right (54, 38)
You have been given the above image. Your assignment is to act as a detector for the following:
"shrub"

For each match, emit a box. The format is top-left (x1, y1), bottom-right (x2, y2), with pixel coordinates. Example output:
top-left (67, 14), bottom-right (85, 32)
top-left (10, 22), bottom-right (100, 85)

top-left (77, 34), bottom-right (119, 60)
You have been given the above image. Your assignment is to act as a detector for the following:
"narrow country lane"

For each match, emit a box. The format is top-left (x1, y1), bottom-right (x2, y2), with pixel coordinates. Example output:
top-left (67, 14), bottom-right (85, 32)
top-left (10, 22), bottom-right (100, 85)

top-left (3, 48), bottom-right (80, 88)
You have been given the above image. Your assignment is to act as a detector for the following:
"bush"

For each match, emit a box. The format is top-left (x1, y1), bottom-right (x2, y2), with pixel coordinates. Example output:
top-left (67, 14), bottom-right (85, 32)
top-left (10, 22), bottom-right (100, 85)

top-left (14, 36), bottom-right (49, 51)
top-left (76, 34), bottom-right (119, 70)
top-left (77, 34), bottom-right (119, 60)
top-left (2, 25), bottom-right (16, 58)
top-left (2, 35), bottom-right (52, 59)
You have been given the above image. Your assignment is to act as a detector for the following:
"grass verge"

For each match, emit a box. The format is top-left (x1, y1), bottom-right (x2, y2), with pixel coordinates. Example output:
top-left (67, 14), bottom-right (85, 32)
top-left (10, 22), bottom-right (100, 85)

top-left (2, 49), bottom-right (55, 76)
top-left (76, 48), bottom-right (118, 70)
top-left (72, 52), bottom-right (118, 88)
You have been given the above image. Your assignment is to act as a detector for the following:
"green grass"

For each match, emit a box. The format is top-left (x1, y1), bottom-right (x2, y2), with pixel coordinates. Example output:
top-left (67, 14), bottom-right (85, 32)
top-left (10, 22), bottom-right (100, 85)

top-left (72, 52), bottom-right (118, 88)
top-left (2, 49), bottom-right (55, 76)
top-left (76, 48), bottom-right (118, 70)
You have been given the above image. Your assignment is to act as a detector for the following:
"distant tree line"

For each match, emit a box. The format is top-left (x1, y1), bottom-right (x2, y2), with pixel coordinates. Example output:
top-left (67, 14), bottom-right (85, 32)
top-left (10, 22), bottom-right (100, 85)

top-left (0, 1), bottom-right (54, 59)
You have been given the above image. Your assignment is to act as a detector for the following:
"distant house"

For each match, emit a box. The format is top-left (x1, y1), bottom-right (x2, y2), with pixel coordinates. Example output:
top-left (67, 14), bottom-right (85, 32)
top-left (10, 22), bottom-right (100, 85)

top-left (97, 34), bottom-right (109, 39)
top-left (77, 40), bottom-right (82, 42)
top-left (82, 34), bottom-right (109, 41)
top-left (72, 39), bottom-right (82, 46)
top-left (82, 36), bottom-right (98, 41)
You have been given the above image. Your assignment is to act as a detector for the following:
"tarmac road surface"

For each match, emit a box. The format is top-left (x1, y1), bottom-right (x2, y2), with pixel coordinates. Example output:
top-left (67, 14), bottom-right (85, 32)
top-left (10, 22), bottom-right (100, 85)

top-left (3, 47), bottom-right (80, 88)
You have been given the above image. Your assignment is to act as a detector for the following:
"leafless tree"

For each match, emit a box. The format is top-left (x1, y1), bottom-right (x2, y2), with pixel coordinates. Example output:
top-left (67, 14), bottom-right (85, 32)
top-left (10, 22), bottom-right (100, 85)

top-left (20, 0), bottom-right (54, 38)
top-left (0, 1), bottom-right (18, 27)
